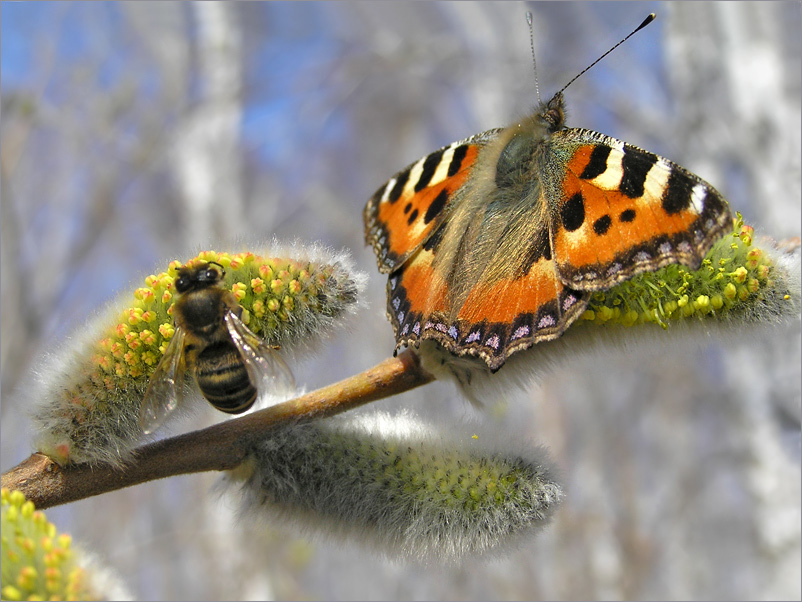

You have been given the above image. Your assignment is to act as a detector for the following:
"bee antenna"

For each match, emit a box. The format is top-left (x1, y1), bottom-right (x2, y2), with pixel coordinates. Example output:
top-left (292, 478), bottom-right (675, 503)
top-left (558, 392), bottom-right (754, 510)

top-left (557, 13), bottom-right (655, 97)
top-left (526, 12), bottom-right (541, 104)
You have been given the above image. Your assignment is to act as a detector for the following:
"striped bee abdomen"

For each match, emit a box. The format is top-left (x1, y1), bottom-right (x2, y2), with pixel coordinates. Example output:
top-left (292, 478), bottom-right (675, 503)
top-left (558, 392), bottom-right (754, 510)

top-left (195, 342), bottom-right (257, 414)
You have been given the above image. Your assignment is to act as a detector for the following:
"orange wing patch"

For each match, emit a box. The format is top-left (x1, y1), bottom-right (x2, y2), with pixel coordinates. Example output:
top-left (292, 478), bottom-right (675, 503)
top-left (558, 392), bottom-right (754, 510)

top-left (458, 256), bottom-right (564, 325)
top-left (390, 247), bottom-right (448, 320)
top-left (384, 245), bottom-right (448, 352)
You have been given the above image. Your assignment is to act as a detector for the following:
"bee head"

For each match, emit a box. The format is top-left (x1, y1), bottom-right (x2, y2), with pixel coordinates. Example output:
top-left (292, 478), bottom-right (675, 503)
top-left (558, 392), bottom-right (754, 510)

top-left (175, 261), bottom-right (226, 294)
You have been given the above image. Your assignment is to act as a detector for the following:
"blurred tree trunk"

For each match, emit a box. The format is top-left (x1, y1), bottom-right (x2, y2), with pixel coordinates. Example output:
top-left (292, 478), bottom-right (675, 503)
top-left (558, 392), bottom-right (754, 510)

top-left (666, 4), bottom-right (800, 598)
top-left (172, 2), bottom-right (244, 245)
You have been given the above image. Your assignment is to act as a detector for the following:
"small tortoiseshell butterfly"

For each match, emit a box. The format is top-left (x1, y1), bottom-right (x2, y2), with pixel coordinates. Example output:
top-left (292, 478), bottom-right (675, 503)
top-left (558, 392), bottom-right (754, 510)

top-left (364, 14), bottom-right (732, 372)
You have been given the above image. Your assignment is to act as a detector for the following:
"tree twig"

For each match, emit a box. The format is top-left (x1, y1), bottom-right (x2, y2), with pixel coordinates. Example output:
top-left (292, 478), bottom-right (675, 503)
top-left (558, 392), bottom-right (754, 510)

top-left (1, 350), bottom-right (434, 510)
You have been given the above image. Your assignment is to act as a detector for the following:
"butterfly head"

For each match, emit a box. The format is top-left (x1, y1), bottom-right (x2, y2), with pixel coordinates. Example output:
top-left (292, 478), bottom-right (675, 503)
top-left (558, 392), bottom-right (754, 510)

top-left (541, 92), bottom-right (566, 133)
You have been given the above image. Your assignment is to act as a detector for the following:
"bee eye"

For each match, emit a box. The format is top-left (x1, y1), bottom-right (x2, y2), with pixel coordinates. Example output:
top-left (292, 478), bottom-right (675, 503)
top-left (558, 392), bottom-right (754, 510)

top-left (175, 276), bottom-right (190, 292)
top-left (205, 269), bottom-right (218, 281)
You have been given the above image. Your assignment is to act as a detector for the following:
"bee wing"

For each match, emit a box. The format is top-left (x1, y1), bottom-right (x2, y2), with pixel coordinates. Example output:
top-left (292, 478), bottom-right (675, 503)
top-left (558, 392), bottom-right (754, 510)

top-left (140, 327), bottom-right (187, 434)
top-left (223, 310), bottom-right (296, 399)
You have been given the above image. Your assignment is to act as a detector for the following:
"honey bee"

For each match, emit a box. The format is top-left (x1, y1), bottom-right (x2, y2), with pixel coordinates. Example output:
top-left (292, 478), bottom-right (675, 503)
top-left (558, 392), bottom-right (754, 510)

top-left (140, 261), bottom-right (295, 434)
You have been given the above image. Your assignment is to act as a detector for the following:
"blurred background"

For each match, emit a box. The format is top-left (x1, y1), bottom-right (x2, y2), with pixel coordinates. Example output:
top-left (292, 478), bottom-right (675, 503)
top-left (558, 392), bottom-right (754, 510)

top-left (2, 2), bottom-right (800, 600)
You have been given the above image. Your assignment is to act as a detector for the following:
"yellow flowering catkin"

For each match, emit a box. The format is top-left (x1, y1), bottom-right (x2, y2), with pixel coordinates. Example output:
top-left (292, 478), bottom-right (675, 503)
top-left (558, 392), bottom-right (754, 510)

top-left (1, 488), bottom-right (129, 601)
top-left (580, 216), bottom-right (800, 329)
top-left (29, 244), bottom-right (363, 467)
top-left (226, 412), bottom-right (562, 562)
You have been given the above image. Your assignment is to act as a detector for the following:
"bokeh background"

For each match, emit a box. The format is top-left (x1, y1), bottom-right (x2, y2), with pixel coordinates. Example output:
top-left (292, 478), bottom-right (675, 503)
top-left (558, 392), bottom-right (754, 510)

top-left (2, 2), bottom-right (800, 600)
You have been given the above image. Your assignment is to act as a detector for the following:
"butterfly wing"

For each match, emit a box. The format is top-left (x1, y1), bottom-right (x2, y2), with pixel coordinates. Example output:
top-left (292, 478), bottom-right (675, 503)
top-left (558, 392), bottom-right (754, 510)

top-left (546, 129), bottom-right (732, 290)
top-left (364, 129), bottom-right (502, 274)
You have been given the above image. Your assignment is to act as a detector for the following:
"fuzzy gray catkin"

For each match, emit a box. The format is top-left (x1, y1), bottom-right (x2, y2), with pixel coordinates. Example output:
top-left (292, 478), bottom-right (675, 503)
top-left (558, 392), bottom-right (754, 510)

top-left (226, 412), bottom-right (563, 562)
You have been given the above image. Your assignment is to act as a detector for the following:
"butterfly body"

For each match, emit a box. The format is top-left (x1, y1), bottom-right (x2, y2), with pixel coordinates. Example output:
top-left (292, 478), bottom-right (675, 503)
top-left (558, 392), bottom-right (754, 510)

top-left (365, 91), bottom-right (732, 372)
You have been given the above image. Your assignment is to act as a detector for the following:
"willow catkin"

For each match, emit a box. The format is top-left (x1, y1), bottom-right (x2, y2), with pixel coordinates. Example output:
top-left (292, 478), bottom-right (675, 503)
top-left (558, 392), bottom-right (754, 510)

top-left (29, 243), bottom-right (364, 467)
top-left (226, 411), bottom-right (563, 562)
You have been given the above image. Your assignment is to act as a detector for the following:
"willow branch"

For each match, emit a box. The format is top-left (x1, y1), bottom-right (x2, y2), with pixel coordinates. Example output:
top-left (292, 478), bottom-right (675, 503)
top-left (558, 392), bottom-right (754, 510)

top-left (1, 350), bottom-right (434, 510)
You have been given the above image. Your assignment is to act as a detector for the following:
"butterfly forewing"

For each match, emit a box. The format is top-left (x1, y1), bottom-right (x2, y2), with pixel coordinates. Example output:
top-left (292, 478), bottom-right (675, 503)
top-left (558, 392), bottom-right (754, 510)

top-left (364, 130), bottom-right (501, 274)
top-left (547, 129), bottom-right (732, 290)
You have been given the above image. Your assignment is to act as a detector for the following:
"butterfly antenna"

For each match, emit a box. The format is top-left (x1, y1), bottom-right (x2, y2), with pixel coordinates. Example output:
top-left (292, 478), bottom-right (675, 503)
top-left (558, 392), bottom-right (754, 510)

top-left (557, 13), bottom-right (656, 96)
top-left (526, 12), bottom-right (542, 104)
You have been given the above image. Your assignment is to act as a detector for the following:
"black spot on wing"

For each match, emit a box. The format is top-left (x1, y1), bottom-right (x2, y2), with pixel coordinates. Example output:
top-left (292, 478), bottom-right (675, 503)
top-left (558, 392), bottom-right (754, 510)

top-left (561, 193), bottom-right (585, 232)
top-left (388, 169), bottom-right (410, 203)
top-left (424, 189), bottom-right (448, 224)
top-left (448, 144), bottom-right (469, 177)
top-left (620, 208), bottom-right (636, 222)
top-left (698, 184), bottom-right (728, 221)
top-left (593, 215), bottom-right (612, 236)
top-left (422, 222), bottom-right (446, 253)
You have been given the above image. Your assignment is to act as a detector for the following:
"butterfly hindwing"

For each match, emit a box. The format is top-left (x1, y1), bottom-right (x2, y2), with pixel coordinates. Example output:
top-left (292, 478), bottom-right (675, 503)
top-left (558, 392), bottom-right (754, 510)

top-left (450, 260), bottom-right (589, 370)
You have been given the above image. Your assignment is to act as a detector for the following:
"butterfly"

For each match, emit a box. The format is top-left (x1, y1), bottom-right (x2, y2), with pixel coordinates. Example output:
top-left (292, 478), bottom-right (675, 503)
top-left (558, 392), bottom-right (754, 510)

top-left (364, 25), bottom-right (732, 373)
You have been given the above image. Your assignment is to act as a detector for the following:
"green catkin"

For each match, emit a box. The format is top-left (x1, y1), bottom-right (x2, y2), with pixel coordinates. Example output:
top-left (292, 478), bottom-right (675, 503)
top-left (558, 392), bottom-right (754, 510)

top-left (227, 413), bottom-right (563, 562)
top-left (29, 244), bottom-right (364, 467)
